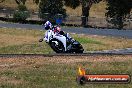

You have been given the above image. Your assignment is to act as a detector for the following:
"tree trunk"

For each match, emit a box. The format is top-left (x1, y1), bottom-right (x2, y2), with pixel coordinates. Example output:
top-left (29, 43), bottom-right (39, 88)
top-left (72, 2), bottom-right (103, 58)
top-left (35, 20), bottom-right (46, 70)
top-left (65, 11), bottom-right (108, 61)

top-left (81, 2), bottom-right (90, 27)
top-left (117, 16), bottom-right (123, 30)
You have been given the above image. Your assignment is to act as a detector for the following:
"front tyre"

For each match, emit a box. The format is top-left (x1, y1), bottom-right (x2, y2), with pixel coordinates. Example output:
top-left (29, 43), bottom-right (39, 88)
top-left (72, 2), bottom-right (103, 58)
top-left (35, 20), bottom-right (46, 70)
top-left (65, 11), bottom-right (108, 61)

top-left (49, 39), bottom-right (65, 53)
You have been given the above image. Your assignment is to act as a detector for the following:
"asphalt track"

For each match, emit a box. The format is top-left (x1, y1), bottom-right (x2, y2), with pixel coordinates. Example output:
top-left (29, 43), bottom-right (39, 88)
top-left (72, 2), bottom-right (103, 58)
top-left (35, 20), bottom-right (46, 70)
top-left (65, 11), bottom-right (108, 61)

top-left (0, 53), bottom-right (131, 58)
top-left (0, 23), bottom-right (132, 39)
top-left (0, 22), bottom-right (132, 55)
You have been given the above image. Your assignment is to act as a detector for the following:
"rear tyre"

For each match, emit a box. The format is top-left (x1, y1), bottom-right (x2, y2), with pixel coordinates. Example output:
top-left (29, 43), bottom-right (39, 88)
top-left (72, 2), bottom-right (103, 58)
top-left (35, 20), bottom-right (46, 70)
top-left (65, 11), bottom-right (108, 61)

top-left (71, 41), bottom-right (84, 53)
top-left (49, 39), bottom-right (65, 53)
top-left (75, 50), bottom-right (84, 53)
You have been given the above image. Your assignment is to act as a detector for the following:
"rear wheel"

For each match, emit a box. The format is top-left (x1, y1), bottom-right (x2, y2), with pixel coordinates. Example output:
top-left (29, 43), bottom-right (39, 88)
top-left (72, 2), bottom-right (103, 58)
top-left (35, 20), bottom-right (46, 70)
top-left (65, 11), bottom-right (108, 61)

top-left (71, 41), bottom-right (84, 53)
top-left (75, 50), bottom-right (83, 53)
top-left (49, 39), bottom-right (65, 53)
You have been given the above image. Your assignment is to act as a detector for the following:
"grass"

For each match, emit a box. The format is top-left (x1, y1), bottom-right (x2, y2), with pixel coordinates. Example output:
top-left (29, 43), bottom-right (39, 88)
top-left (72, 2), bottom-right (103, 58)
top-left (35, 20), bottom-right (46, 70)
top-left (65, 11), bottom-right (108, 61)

top-left (72, 34), bottom-right (132, 51)
top-left (0, 28), bottom-right (53, 54)
top-left (0, 55), bottom-right (132, 88)
top-left (0, 43), bottom-right (52, 54)
top-left (73, 35), bottom-right (103, 44)
top-left (0, 28), bottom-right (132, 54)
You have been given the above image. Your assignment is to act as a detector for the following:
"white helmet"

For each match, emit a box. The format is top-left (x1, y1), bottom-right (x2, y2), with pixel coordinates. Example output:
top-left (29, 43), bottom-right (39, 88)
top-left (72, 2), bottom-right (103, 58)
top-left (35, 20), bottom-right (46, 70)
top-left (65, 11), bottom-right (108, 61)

top-left (44, 21), bottom-right (52, 30)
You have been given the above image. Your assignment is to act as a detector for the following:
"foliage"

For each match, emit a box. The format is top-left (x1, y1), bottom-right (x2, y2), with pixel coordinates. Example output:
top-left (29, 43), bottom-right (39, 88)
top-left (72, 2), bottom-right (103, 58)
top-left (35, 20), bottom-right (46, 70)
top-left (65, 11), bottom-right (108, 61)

top-left (13, 5), bottom-right (30, 21)
top-left (64, 0), bottom-right (101, 26)
top-left (106, 0), bottom-right (132, 29)
top-left (15, 0), bottom-right (26, 5)
top-left (0, 0), bottom-right (5, 3)
top-left (33, 0), bottom-right (40, 4)
top-left (39, 0), bottom-right (66, 22)
top-left (64, 0), bottom-right (80, 9)
top-left (17, 4), bottom-right (28, 11)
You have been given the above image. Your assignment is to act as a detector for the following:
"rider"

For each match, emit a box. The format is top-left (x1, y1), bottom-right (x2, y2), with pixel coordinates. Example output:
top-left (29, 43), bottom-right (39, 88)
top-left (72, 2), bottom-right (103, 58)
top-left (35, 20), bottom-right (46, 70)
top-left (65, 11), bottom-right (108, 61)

top-left (39, 21), bottom-right (53, 42)
top-left (42, 21), bottom-right (61, 34)
top-left (39, 21), bottom-right (74, 42)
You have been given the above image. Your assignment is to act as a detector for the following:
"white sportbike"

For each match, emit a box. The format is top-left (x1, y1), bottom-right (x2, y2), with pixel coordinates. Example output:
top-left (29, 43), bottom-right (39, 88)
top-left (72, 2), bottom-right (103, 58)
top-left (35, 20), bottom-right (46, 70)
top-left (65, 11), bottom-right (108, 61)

top-left (41, 28), bottom-right (84, 53)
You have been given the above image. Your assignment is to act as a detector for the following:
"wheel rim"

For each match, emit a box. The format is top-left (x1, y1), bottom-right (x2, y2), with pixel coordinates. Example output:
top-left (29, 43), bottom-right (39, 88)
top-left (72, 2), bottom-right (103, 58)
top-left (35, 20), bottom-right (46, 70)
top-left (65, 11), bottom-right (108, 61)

top-left (51, 41), bottom-right (64, 52)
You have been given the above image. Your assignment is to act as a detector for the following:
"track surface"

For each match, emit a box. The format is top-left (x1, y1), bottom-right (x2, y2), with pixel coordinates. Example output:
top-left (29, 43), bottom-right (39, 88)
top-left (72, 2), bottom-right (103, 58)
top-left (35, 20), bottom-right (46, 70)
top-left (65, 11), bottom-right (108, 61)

top-left (0, 52), bottom-right (131, 58)
top-left (0, 23), bottom-right (132, 39)
top-left (86, 48), bottom-right (132, 54)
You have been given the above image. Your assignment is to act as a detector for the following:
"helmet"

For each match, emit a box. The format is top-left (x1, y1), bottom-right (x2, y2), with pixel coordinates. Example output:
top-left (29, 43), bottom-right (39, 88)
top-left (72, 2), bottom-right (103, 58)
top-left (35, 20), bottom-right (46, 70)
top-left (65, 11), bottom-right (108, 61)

top-left (54, 26), bottom-right (61, 33)
top-left (44, 21), bottom-right (52, 30)
top-left (56, 26), bottom-right (61, 32)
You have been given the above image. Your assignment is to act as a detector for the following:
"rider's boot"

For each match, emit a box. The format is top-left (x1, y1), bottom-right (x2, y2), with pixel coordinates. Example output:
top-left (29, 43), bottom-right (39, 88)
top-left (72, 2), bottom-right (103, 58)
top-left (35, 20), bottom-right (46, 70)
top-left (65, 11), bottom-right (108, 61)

top-left (39, 38), bottom-right (43, 42)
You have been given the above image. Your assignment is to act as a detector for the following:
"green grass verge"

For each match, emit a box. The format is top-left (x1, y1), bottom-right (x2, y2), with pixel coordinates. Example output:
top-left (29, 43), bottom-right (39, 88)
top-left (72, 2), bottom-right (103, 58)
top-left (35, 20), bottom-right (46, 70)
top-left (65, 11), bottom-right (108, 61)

top-left (73, 35), bottom-right (103, 44)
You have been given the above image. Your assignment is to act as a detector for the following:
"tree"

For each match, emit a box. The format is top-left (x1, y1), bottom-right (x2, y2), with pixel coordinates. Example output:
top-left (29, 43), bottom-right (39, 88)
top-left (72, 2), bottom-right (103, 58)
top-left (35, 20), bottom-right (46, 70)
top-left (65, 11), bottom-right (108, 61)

top-left (64, 0), bottom-right (100, 27)
top-left (13, 4), bottom-right (30, 22)
top-left (13, 0), bottom-right (30, 22)
top-left (39, 0), bottom-right (66, 22)
top-left (36, 0), bottom-right (101, 26)
top-left (0, 0), bottom-right (5, 3)
top-left (33, 0), bottom-right (40, 4)
top-left (106, 0), bottom-right (132, 29)
top-left (15, 0), bottom-right (26, 5)
top-left (14, 0), bottom-right (40, 5)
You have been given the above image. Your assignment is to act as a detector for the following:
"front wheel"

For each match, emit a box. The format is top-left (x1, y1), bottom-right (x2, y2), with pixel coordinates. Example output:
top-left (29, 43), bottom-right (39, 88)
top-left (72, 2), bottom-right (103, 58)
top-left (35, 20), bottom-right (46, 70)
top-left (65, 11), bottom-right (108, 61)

top-left (49, 39), bottom-right (65, 53)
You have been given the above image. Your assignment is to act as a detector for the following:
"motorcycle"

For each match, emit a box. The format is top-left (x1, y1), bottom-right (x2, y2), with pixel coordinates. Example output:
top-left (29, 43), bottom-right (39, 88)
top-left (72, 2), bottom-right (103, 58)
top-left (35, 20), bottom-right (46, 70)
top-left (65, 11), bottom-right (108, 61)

top-left (40, 27), bottom-right (84, 53)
